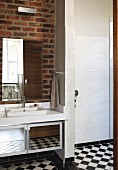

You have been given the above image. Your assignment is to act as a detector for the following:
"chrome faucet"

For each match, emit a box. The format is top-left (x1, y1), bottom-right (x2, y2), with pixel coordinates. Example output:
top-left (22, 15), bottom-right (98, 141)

top-left (21, 96), bottom-right (25, 108)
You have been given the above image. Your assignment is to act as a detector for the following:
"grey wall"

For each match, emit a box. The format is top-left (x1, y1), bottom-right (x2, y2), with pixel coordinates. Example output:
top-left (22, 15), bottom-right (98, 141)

top-left (56, 0), bottom-right (65, 105)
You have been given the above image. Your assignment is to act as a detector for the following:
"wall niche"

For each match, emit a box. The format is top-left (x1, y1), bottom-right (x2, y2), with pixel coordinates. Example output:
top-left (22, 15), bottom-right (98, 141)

top-left (24, 40), bottom-right (43, 100)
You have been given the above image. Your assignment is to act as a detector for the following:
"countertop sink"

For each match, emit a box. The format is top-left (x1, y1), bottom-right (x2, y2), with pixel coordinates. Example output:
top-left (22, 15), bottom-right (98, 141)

top-left (5, 106), bottom-right (48, 117)
top-left (8, 107), bottom-right (38, 112)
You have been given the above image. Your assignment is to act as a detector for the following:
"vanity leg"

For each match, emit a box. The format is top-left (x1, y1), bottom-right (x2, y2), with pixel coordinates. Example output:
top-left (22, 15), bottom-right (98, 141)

top-left (63, 160), bottom-right (65, 168)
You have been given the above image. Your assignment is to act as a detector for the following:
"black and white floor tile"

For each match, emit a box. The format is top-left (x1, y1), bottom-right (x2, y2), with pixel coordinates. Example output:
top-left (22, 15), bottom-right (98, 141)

top-left (74, 142), bottom-right (113, 170)
top-left (30, 136), bottom-right (60, 150)
top-left (0, 142), bottom-right (114, 170)
top-left (0, 159), bottom-right (58, 170)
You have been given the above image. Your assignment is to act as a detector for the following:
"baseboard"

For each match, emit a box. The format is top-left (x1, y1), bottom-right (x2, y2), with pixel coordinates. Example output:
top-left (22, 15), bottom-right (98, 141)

top-left (0, 150), bottom-right (54, 165)
top-left (65, 157), bottom-right (74, 162)
top-left (75, 139), bottom-right (113, 148)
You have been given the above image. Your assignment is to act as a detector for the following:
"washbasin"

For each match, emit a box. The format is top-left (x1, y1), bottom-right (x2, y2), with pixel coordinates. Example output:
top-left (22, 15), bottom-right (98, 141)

top-left (8, 107), bottom-right (38, 112)
top-left (5, 106), bottom-right (48, 117)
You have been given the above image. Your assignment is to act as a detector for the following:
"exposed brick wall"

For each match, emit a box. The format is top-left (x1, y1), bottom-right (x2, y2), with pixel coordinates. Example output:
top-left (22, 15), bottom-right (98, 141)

top-left (0, 0), bottom-right (56, 101)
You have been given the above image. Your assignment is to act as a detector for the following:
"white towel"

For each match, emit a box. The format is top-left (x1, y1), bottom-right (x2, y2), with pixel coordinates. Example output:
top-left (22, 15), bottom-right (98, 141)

top-left (51, 74), bottom-right (59, 108)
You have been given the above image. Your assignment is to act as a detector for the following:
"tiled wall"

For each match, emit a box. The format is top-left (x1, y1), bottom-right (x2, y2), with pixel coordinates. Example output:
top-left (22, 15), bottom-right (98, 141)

top-left (75, 36), bottom-right (110, 143)
top-left (0, 0), bottom-right (56, 101)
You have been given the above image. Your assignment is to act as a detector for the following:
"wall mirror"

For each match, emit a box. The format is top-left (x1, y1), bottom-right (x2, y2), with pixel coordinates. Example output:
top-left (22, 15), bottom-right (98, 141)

top-left (2, 38), bottom-right (43, 102)
top-left (2, 38), bottom-right (23, 101)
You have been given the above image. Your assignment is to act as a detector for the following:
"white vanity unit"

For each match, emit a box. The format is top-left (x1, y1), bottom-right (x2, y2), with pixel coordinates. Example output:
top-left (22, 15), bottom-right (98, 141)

top-left (0, 105), bottom-right (67, 161)
top-left (0, 121), bottom-right (63, 157)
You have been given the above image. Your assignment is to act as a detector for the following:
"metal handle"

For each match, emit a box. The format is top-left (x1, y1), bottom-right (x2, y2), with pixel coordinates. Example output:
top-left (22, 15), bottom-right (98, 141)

top-left (75, 90), bottom-right (79, 97)
top-left (75, 90), bottom-right (79, 108)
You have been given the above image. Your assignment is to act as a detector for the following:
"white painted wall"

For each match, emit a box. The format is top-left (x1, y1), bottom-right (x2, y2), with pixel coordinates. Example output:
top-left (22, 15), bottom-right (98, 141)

top-left (110, 19), bottom-right (113, 138)
top-left (65, 0), bottom-right (75, 158)
top-left (74, 0), bottom-right (113, 144)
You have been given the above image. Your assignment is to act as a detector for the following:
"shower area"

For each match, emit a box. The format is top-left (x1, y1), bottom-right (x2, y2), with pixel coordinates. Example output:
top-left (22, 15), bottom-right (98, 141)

top-left (74, 0), bottom-right (113, 169)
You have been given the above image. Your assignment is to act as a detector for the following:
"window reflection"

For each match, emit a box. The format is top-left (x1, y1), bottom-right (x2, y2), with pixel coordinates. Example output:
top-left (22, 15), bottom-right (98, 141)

top-left (2, 38), bottom-right (23, 100)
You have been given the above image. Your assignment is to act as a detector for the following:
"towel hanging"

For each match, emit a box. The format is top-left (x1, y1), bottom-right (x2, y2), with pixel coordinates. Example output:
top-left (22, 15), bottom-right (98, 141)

top-left (50, 74), bottom-right (59, 108)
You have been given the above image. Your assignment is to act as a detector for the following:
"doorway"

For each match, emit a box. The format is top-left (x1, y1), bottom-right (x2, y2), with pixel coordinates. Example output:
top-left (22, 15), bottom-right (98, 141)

top-left (74, 0), bottom-right (113, 169)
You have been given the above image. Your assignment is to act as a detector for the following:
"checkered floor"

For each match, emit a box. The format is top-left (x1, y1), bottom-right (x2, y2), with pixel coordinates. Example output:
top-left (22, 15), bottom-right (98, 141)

top-left (30, 136), bottom-right (60, 150)
top-left (0, 159), bottom-right (57, 170)
top-left (74, 142), bottom-right (113, 170)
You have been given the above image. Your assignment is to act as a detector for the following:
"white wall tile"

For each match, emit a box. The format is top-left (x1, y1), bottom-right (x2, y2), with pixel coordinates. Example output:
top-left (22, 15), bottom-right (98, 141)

top-left (75, 124), bottom-right (109, 144)
top-left (65, 27), bottom-right (75, 49)
top-left (65, 49), bottom-right (75, 70)
top-left (75, 36), bottom-right (109, 72)
top-left (65, 69), bottom-right (75, 93)
top-left (75, 36), bottom-right (110, 144)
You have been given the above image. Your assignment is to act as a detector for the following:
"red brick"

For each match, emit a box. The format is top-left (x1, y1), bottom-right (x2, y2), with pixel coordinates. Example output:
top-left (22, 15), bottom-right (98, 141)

top-left (14, 21), bottom-right (28, 26)
top-left (43, 59), bottom-right (49, 63)
top-left (0, 3), bottom-right (6, 8)
top-left (43, 84), bottom-right (51, 88)
top-left (43, 95), bottom-right (50, 100)
top-left (29, 2), bottom-right (41, 7)
top-left (35, 18), bottom-right (47, 23)
top-left (43, 90), bottom-right (48, 94)
top-left (0, 25), bottom-right (6, 30)
top-left (44, 0), bottom-right (49, 3)
top-left (43, 33), bottom-right (54, 38)
top-left (14, 32), bottom-right (27, 36)
top-left (6, 16), bottom-right (19, 20)
top-left (29, 22), bottom-right (42, 27)
top-left (43, 69), bottom-right (49, 74)
top-left (43, 49), bottom-right (49, 53)
top-left (0, 9), bottom-right (14, 14)
top-left (50, 49), bottom-right (55, 53)
top-left (0, 0), bottom-right (13, 2)
top-left (43, 80), bottom-right (48, 84)
top-left (14, 0), bottom-right (28, 5)
top-left (43, 23), bottom-right (54, 28)
top-left (43, 39), bottom-right (49, 43)
top-left (43, 55), bottom-right (54, 58)
top-left (36, 13), bottom-right (43, 17)
top-left (22, 27), bottom-right (35, 31)
top-left (50, 39), bottom-right (54, 43)
top-left (37, 8), bottom-right (49, 13)
top-left (0, 14), bottom-right (5, 19)
top-left (0, 20), bottom-right (13, 25)
top-left (21, 16), bottom-right (34, 21)
top-left (29, 33), bottom-right (42, 37)
top-left (7, 26), bottom-right (21, 30)
top-left (50, 28), bottom-right (55, 33)
top-left (49, 59), bottom-right (54, 64)
top-left (0, 31), bottom-right (12, 36)
top-left (7, 4), bottom-right (17, 9)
